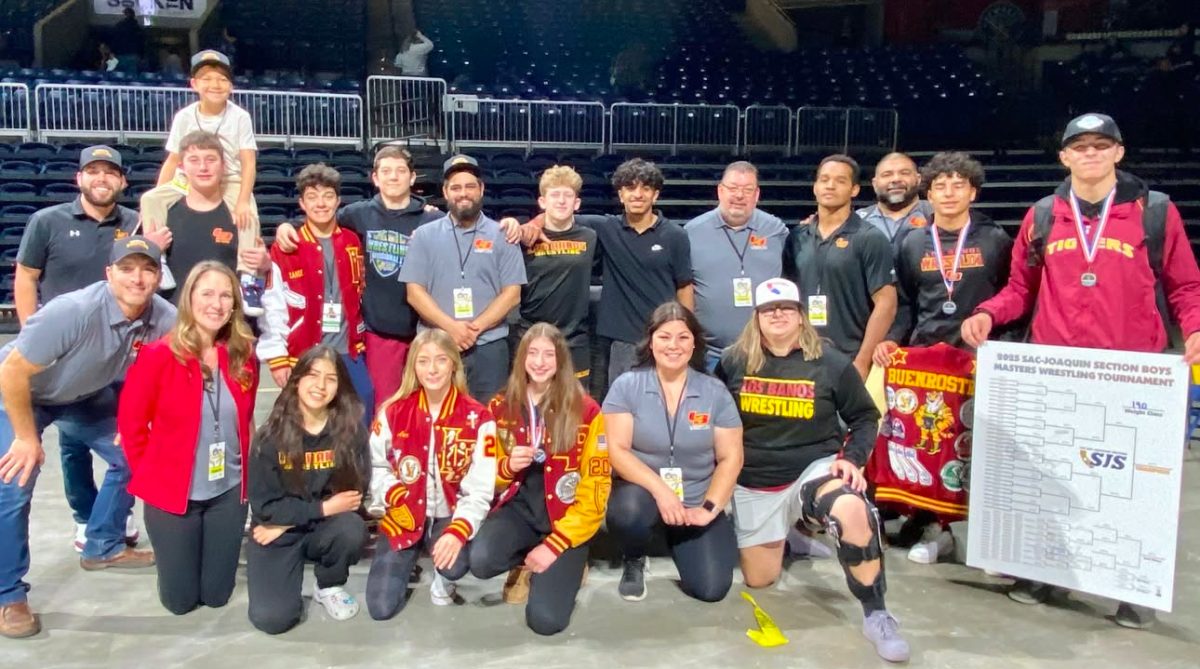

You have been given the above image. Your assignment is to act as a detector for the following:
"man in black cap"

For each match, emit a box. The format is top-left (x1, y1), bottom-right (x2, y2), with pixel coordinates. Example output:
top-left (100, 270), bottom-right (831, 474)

top-left (964, 112), bottom-right (1200, 629)
top-left (0, 237), bottom-right (177, 639)
top-left (13, 144), bottom-right (146, 554)
top-left (399, 155), bottom-right (526, 402)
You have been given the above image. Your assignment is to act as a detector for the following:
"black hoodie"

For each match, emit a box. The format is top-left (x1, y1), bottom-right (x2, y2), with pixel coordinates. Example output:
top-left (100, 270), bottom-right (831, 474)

top-left (888, 210), bottom-right (1013, 347)
top-left (340, 194), bottom-right (443, 337)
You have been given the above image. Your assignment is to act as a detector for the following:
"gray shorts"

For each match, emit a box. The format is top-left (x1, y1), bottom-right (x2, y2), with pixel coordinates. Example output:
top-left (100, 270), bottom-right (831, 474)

top-left (731, 455), bottom-right (837, 548)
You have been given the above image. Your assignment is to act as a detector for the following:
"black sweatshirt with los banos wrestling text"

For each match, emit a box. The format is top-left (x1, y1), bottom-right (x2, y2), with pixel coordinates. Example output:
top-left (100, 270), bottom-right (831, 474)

top-left (248, 426), bottom-right (369, 528)
top-left (716, 346), bottom-right (879, 489)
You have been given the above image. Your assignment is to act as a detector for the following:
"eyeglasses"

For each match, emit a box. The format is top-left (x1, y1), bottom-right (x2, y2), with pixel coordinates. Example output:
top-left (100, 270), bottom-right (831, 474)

top-left (757, 304), bottom-right (799, 315)
top-left (720, 183), bottom-right (757, 197)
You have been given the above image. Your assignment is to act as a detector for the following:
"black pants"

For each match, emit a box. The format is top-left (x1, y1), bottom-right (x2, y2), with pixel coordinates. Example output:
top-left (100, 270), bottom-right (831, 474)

top-left (143, 486), bottom-right (246, 615)
top-left (606, 479), bottom-right (737, 603)
top-left (463, 339), bottom-right (510, 404)
top-left (246, 512), bottom-right (368, 635)
top-left (365, 517), bottom-right (471, 620)
top-left (469, 504), bottom-right (590, 636)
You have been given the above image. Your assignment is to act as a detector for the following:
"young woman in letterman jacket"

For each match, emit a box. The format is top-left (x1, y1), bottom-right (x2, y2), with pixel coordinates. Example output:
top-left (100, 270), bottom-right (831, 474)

top-left (119, 262), bottom-right (259, 616)
top-left (471, 323), bottom-right (609, 636)
top-left (366, 328), bottom-right (498, 619)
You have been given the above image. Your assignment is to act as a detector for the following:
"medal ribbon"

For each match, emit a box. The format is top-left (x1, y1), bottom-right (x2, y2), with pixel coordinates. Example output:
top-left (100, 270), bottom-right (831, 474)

top-left (1068, 188), bottom-right (1115, 268)
top-left (929, 218), bottom-right (972, 300)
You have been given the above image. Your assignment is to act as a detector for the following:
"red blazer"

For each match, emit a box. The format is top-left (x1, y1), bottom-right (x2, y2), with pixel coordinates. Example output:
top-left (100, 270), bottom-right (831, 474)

top-left (119, 337), bottom-right (260, 515)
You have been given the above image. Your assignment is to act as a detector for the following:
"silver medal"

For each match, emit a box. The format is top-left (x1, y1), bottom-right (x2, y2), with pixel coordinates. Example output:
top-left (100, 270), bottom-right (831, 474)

top-left (1081, 272), bottom-right (1097, 287)
top-left (941, 301), bottom-right (957, 315)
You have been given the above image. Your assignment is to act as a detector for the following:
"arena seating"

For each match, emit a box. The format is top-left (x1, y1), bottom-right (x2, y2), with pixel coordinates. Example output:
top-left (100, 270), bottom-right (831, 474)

top-left (0, 0), bottom-right (60, 66)
top-left (0, 66), bottom-right (363, 94)
top-left (220, 0), bottom-right (367, 79)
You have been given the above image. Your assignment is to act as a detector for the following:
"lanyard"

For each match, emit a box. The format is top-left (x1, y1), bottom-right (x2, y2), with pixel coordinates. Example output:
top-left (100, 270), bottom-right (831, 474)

top-left (928, 218), bottom-right (971, 300)
top-left (527, 394), bottom-right (544, 451)
top-left (1068, 188), bottom-right (1115, 268)
top-left (203, 371), bottom-right (222, 440)
top-left (658, 374), bottom-right (688, 467)
top-left (721, 225), bottom-right (753, 276)
top-left (811, 232), bottom-right (834, 295)
top-left (451, 222), bottom-right (477, 280)
top-left (194, 105), bottom-right (228, 138)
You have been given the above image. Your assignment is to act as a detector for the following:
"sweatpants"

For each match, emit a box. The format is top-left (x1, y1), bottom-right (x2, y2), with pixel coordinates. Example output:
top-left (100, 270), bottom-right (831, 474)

top-left (606, 479), bottom-right (738, 603)
top-left (469, 503), bottom-right (589, 635)
top-left (365, 517), bottom-right (471, 620)
top-left (139, 178), bottom-right (260, 274)
top-left (363, 330), bottom-right (411, 406)
top-left (245, 512), bottom-right (368, 635)
top-left (143, 485), bottom-right (246, 615)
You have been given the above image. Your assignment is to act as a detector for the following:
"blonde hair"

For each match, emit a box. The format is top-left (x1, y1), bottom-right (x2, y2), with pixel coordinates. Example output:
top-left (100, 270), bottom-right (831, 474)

top-left (501, 323), bottom-right (585, 456)
top-left (538, 165), bottom-right (583, 196)
top-left (382, 329), bottom-right (470, 410)
top-left (728, 306), bottom-right (823, 375)
top-left (169, 261), bottom-right (256, 384)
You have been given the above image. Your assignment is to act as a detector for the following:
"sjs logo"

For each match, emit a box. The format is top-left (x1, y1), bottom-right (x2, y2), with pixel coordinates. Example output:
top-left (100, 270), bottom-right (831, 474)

top-left (1079, 449), bottom-right (1126, 470)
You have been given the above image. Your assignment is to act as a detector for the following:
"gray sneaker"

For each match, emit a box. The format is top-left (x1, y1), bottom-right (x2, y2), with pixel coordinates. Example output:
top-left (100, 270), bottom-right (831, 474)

top-left (618, 557), bottom-right (647, 602)
top-left (1008, 578), bottom-right (1062, 605)
top-left (862, 610), bottom-right (910, 663)
top-left (1114, 602), bottom-right (1156, 629)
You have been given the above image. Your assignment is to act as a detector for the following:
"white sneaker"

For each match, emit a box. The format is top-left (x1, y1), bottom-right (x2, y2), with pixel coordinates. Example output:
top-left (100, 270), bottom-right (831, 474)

top-left (313, 585), bottom-right (359, 621)
top-left (125, 513), bottom-right (140, 546)
top-left (430, 573), bottom-right (458, 606)
top-left (73, 523), bottom-right (87, 553)
top-left (907, 526), bottom-right (954, 564)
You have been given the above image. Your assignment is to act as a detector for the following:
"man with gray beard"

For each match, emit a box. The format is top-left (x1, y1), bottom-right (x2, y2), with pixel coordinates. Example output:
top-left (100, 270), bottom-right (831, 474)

top-left (856, 153), bottom-right (934, 246)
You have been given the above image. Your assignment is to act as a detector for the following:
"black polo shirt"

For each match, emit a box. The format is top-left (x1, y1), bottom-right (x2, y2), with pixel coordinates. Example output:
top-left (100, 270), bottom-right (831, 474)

top-left (581, 213), bottom-right (693, 345)
top-left (783, 213), bottom-right (895, 356)
top-left (163, 200), bottom-right (239, 303)
top-left (16, 197), bottom-right (140, 305)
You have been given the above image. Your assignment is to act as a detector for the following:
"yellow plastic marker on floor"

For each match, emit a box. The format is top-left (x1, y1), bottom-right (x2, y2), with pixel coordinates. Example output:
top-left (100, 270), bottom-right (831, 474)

top-left (741, 592), bottom-right (789, 647)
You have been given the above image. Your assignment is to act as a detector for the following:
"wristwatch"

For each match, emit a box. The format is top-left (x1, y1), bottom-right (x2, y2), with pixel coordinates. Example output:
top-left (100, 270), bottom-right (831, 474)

top-left (701, 499), bottom-right (717, 513)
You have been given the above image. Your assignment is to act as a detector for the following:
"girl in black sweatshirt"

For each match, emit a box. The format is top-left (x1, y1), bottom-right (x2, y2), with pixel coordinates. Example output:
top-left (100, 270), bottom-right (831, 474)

top-left (246, 345), bottom-right (370, 634)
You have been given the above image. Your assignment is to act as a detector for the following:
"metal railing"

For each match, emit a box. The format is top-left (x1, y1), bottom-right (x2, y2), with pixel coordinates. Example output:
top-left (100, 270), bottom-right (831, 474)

top-left (847, 107), bottom-right (899, 153)
top-left (447, 96), bottom-right (605, 152)
top-left (33, 84), bottom-right (364, 148)
top-left (609, 103), bottom-right (740, 154)
top-left (743, 105), bottom-right (794, 155)
top-left (795, 106), bottom-right (897, 154)
top-left (366, 75), bottom-right (447, 148)
top-left (0, 84), bottom-right (32, 141)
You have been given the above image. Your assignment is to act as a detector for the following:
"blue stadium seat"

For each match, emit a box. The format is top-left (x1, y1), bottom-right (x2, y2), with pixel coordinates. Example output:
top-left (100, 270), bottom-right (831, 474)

top-left (0, 182), bottom-right (37, 201)
top-left (42, 182), bottom-right (79, 201)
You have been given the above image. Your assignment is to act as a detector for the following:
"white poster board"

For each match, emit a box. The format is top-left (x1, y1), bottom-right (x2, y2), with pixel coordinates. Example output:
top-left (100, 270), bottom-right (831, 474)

top-left (967, 341), bottom-right (1189, 611)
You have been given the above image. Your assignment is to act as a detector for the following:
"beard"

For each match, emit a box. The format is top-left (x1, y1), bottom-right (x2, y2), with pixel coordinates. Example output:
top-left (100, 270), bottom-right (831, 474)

top-left (877, 185), bottom-right (918, 210)
top-left (82, 184), bottom-right (120, 208)
top-left (450, 197), bottom-right (483, 222)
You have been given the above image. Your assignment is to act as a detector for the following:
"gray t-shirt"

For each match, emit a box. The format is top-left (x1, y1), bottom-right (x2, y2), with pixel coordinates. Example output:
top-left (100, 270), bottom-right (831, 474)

top-left (856, 200), bottom-right (935, 244)
top-left (189, 370), bottom-right (242, 501)
top-left (602, 366), bottom-right (741, 507)
top-left (685, 208), bottom-right (788, 354)
top-left (397, 214), bottom-right (527, 345)
top-left (318, 237), bottom-right (349, 354)
top-left (0, 282), bottom-right (177, 406)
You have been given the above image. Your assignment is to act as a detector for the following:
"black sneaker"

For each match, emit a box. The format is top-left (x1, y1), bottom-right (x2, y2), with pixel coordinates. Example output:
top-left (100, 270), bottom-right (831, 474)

top-left (1114, 602), bottom-right (1156, 629)
top-left (241, 274), bottom-right (265, 318)
top-left (618, 557), bottom-right (647, 602)
top-left (1007, 578), bottom-right (1059, 605)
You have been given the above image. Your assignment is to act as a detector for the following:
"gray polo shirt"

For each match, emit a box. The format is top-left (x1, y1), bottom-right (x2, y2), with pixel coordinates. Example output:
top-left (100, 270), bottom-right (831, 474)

top-left (16, 197), bottom-right (141, 305)
top-left (856, 200), bottom-right (934, 244)
top-left (685, 208), bottom-right (788, 355)
top-left (189, 372), bottom-right (242, 501)
top-left (602, 366), bottom-right (741, 507)
top-left (398, 213), bottom-right (526, 346)
top-left (0, 282), bottom-right (177, 406)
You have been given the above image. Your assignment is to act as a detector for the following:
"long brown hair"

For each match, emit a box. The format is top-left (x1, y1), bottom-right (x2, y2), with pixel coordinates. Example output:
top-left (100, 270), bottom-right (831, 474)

top-left (728, 304), bottom-right (823, 375)
top-left (254, 346), bottom-right (367, 494)
top-left (502, 323), bottom-right (584, 456)
top-left (380, 328), bottom-right (469, 412)
top-left (633, 301), bottom-right (707, 372)
top-left (169, 261), bottom-right (255, 384)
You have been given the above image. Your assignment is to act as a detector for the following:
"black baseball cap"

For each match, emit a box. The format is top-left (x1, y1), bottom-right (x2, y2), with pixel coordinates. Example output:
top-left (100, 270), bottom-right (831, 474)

top-left (190, 49), bottom-right (233, 78)
top-left (1061, 113), bottom-right (1123, 147)
top-left (443, 154), bottom-right (483, 181)
top-left (110, 236), bottom-right (162, 267)
top-left (80, 145), bottom-right (123, 172)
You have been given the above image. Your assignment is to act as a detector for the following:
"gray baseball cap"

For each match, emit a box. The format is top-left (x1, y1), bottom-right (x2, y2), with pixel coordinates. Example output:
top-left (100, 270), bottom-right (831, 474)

top-left (110, 236), bottom-right (162, 267)
top-left (191, 49), bottom-right (233, 78)
top-left (1062, 113), bottom-right (1123, 147)
top-left (79, 145), bottom-right (123, 171)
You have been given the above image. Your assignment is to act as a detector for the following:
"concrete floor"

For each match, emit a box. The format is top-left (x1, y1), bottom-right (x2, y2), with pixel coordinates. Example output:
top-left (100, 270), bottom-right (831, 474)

top-left (6, 383), bottom-right (1200, 668)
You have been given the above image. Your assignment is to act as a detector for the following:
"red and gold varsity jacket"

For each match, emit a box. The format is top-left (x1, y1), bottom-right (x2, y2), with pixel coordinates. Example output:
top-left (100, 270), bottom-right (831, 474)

top-left (488, 394), bottom-right (609, 556)
top-left (258, 221), bottom-right (367, 372)
top-left (368, 386), bottom-right (498, 550)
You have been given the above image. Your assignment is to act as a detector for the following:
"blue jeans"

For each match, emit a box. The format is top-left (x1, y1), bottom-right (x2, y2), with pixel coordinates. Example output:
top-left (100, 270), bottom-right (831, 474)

top-left (0, 386), bottom-right (132, 605)
top-left (342, 353), bottom-right (375, 428)
top-left (60, 434), bottom-right (98, 525)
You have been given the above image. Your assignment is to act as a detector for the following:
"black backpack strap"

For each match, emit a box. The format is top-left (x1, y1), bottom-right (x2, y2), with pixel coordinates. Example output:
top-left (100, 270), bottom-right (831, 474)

top-left (1025, 195), bottom-right (1057, 268)
top-left (1142, 190), bottom-right (1169, 278)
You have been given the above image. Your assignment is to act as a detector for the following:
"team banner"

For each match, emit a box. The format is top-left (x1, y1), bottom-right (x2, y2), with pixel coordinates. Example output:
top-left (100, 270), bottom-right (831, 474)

top-left (967, 341), bottom-right (1188, 611)
top-left (94, 0), bottom-right (208, 19)
top-left (869, 343), bottom-right (975, 521)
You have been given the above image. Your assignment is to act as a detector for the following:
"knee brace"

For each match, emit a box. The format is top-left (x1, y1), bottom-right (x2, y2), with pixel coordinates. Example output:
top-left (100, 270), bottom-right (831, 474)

top-left (801, 476), bottom-right (888, 603)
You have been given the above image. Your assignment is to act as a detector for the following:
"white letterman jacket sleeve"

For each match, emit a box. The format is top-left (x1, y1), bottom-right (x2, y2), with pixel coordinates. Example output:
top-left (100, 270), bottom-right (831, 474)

top-left (367, 412), bottom-right (399, 516)
top-left (443, 419), bottom-right (499, 543)
top-left (256, 262), bottom-right (290, 367)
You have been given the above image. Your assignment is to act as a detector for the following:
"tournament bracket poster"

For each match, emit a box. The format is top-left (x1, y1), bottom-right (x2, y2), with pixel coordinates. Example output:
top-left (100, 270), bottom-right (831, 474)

top-left (869, 343), bottom-right (976, 522)
top-left (967, 341), bottom-right (1189, 611)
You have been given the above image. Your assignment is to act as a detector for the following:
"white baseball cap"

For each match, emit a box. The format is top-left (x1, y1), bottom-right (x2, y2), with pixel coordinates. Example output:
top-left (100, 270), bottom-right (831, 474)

top-left (755, 278), bottom-right (801, 309)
